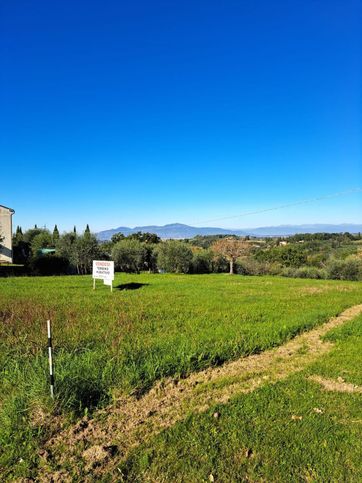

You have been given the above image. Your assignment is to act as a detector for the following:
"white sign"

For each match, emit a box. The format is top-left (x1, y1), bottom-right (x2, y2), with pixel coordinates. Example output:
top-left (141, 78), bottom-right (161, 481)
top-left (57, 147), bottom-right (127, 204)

top-left (92, 260), bottom-right (114, 292)
top-left (92, 260), bottom-right (114, 280)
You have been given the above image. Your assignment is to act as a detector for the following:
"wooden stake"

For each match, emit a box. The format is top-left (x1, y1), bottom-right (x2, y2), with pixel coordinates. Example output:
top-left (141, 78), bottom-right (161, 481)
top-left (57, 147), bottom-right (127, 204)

top-left (47, 320), bottom-right (54, 398)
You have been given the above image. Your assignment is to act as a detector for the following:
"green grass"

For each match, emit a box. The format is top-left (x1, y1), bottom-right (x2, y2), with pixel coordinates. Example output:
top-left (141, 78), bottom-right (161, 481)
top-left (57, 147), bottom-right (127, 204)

top-left (0, 273), bottom-right (361, 479)
top-left (312, 313), bottom-right (362, 386)
top-left (120, 314), bottom-right (362, 482)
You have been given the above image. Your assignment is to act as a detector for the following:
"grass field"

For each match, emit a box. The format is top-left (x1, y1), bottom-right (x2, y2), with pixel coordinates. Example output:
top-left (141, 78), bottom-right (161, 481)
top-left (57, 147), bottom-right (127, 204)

top-left (1, 273), bottom-right (362, 480)
top-left (121, 314), bottom-right (362, 482)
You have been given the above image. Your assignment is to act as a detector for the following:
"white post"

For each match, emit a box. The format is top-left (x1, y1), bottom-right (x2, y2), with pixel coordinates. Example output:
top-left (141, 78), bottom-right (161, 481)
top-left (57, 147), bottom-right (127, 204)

top-left (93, 278), bottom-right (96, 290)
top-left (47, 320), bottom-right (54, 399)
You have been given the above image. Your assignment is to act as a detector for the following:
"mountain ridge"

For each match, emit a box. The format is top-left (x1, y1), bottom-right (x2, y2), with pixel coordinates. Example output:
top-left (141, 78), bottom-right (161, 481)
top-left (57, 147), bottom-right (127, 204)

top-left (97, 223), bottom-right (362, 240)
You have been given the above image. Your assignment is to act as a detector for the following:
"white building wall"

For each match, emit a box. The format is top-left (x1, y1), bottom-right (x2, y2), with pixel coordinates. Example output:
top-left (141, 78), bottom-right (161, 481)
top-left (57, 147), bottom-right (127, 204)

top-left (0, 206), bottom-right (14, 263)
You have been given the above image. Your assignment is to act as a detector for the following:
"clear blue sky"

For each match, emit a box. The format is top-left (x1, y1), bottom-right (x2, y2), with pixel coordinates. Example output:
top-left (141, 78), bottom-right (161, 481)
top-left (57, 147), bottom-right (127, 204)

top-left (1, 0), bottom-right (361, 232)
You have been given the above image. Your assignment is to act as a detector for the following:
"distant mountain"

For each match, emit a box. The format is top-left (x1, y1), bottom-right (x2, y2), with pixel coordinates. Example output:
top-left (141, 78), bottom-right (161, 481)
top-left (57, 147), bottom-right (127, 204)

top-left (245, 223), bottom-right (362, 236)
top-left (97, 223), bottom-right (362, 240)
top-left (247, 224), bottom-right (362, 236)
top-left (97, 223), bottom-right (243, 240)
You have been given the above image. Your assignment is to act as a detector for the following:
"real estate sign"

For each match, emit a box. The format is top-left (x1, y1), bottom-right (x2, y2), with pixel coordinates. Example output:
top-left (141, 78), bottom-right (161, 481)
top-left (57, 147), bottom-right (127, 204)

top-left (92, 260), bottom-right (114, 291)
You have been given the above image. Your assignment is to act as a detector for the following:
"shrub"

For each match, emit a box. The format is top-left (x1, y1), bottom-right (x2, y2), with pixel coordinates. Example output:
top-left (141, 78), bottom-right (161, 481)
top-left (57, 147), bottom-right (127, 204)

top-left (211, 254), bottom-right (229, 273)
top-left (191, 250), bottom-right (213, 274)
top-left (326, 257), bottom-right (362, 281)
top-left (0, 265), bottom-right (28, 277)
top-left (293, 266), bottom-right (326, 279)
top-left (236, 258), bottom-right (262, 275)
top-left (267, 262), bottom-right (284, 276)
top-left (281, 267), bottom-right (296, 278)
top-left (30, 255), bottom-right (69, 275)
top-left (256, 245), bottom-right (307, 267)
top-left (236, 259), bottom-right (283, 276)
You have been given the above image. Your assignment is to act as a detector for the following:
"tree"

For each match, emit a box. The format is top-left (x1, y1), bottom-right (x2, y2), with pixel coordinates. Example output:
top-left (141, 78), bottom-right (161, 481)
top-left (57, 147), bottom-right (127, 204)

top-left (112, 239), bottom-right (146, 273)
top-left (30, 231), bottom-right (53, 256)
top-left (56, 231), bottom-right (78, 270)
top-left (111, 232), bottom-right (125, 244)
top-left (143, 244), bottom-right (158, 272)
top-left (23, 227), bottom-right (45, 244)
top-left (128, 231), bottom-right (161, 244)
top-left (85, 224), bottom-right (91, 235)
top-left (157, 241), bottom-right (193, 273)
top-left (12, 227), bottom-right (30, 264)
top-left (53, 224), bottom-right (60, 242)
top-left (212, 238), bottom-right (252, 274)
top-left (15, 226), bottom-right (23, 240)
top-left (57, 231), bottom-right (98, 274)
top-left (73, 234), bottom-right (100, 274)
top-left (99, 241), bottom-right (113, 259)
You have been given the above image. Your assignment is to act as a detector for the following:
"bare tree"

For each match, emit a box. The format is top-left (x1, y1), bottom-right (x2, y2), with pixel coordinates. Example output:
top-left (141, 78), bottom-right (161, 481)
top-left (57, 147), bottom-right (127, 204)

top-left (212, 238), bottom-right (252, 274)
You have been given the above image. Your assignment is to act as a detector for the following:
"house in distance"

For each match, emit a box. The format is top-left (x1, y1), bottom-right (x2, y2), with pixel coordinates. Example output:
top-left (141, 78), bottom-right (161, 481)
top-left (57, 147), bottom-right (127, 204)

top-left (0, 205), bottom-right (15, 263)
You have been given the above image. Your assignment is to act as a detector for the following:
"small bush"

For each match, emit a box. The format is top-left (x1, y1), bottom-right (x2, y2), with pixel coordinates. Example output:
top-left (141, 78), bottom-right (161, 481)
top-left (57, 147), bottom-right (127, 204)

top-left (293, 266), bottom-right (326, 279)
top-left (211, 254), bottom-right (229, 273)
top-left (281, 266), bottom-right (326, 279)
top-left (326, 257), bottom-right (362, 281)
top-left (0, 265), bottom-right (28, 277)
top-left (281, 267), bottom-right (296, 278)
top-left (236, 259), bottom-right (282, 276)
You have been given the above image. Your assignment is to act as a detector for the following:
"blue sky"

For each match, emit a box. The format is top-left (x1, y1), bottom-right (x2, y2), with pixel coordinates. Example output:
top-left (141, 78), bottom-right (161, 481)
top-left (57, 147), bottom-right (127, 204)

top-left (1, 0), bottom-right (361, 232)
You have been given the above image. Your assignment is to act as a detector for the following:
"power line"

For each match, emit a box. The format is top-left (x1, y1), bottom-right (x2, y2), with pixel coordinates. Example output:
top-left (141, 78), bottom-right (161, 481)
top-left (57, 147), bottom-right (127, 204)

top-left (195, 187), bottom-right (362, 225)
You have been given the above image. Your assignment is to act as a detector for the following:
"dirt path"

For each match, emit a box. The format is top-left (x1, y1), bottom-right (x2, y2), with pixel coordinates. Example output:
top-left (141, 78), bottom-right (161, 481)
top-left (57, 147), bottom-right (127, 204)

top-left (41, 304), bottom-right (362, 480)
top-left (309, 375), bottom-right (362, 393)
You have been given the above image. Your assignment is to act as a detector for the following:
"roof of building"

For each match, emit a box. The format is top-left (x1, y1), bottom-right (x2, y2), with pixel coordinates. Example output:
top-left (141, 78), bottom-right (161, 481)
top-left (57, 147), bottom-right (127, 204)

top-left (0, 205), bottom-right (15, 214)
top-left (38, 248), bottom-right (56, 255)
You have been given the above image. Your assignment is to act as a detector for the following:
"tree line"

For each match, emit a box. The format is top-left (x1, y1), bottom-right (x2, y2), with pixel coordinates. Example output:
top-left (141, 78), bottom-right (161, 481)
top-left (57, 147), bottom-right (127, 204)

top-left (11, 225), bottom-right (249, 275)
top-left (10, 225), bottom-right (362, 281)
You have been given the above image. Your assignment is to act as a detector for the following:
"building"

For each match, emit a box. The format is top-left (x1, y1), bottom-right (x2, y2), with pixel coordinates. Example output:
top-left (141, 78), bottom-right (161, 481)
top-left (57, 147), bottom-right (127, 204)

top-left (0, 205), bottom-right (15, 263)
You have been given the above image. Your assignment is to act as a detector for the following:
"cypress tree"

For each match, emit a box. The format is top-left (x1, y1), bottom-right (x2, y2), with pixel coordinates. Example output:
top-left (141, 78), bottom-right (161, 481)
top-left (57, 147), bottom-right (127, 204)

top-left (53, 224), bottom-right (60, 242)
top-left (14, 226), bottom-right (23, 242)
top-left (84, 224), bottom-right (91, 240)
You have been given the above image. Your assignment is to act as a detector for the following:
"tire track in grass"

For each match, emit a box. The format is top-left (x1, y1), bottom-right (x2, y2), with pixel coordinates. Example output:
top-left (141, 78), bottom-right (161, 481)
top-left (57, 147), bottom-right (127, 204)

top-left (41, 304), bottom-right (362, 480)
top-left (308, 375), bottom-right (362, 393)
